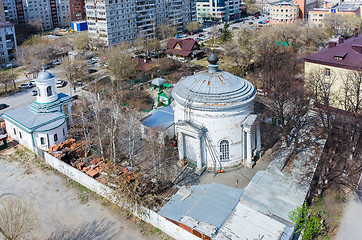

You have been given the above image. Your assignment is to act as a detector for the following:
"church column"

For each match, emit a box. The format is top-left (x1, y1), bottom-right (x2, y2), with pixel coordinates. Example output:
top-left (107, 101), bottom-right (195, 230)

top-left (67, 104), bottom-right (73, 126)
top-left (196, 135), bottom-right (203, 171)
top-left (177, 132), bottom-right (185, 160)
top-left (246, 130), bottom-right (252, 164)
top-left (256, 123), bottom-right (261, 153)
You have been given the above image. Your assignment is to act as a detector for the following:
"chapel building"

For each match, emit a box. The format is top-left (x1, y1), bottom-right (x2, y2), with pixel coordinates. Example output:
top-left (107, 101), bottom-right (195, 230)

top-left (171, 53), bottom-right (261, 172)
top-left (1, 70), bottom-right (72, 152)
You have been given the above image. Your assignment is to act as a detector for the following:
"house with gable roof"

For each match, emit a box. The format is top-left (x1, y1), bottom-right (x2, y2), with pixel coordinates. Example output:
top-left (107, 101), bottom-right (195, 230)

top-left (165, 39), bottom-right (204, 60)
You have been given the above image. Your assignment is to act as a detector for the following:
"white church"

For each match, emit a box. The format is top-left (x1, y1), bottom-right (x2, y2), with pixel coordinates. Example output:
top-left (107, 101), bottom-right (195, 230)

top-left (2, 70), bottom-right (73, 152)
top-left (142, 52), bottom-right (261, 172)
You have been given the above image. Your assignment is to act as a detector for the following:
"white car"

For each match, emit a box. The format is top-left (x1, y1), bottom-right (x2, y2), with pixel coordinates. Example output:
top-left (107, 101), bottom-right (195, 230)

top-left (56, 80), bottom-right (66, 88)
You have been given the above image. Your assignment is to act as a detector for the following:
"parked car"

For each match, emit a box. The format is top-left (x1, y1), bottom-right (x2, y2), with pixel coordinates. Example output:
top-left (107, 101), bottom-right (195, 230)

top-left (56, 80), bottom-right (66, 88)
top-left (19, 82), bottom-right (34, 89)
top-left (0, 104), bottom-right (9, 110)
top-left (149, 52), bottom-right (158, 58)
top-left (31, 89), bottom-right (38, 96)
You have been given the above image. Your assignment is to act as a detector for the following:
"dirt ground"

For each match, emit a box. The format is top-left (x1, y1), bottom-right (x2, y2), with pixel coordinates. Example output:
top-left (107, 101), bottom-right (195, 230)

top-left (0, 145), bottom-right (171, 240)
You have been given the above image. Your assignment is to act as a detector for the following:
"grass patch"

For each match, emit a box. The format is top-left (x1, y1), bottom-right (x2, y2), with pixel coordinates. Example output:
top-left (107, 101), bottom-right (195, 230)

top-left (65, 178), bottom-right (100, 204)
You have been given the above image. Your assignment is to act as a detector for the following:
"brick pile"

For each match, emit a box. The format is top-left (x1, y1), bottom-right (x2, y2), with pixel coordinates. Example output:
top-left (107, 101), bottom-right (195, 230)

top-left (72, 157), bottom-right (106, 179)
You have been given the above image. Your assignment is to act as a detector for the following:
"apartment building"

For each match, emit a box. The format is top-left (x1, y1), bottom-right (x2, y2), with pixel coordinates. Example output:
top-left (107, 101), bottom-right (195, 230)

top-left (0, 22), bottom-right (17, 68)
top-left (269, 1), bottom-right (299, 24)
top-left (309, 3), bottom-right (361, 24)
top-left (1, 0), bottom-right (86, 30)
top-left (85, 0), bottom-right (196, 46)
top-left (196, 0), bottom-right (243, 22)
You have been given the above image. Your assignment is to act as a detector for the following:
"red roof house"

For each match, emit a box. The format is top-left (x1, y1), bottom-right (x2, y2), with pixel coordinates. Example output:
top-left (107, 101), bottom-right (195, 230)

top-left (165, 39), bottom-right (201, 58)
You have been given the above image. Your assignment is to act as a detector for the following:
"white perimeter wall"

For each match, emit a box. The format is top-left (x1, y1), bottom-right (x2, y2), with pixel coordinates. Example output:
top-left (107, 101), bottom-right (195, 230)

top-left (43, 152), bottom-right (201, 240)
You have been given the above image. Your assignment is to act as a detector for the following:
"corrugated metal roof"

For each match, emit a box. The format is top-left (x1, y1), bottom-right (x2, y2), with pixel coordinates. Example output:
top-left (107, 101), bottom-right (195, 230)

top-left (215, 203), bottom-right (292, 240)
top-left (158, 183), bottom-right (244, 236)
top-left (141, 105), bottom-right (174, 131)
top-left (172, 69), bottom-right (256, 111)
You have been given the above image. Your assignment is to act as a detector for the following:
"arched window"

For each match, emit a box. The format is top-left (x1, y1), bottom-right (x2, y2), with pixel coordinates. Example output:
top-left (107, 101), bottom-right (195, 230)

top-left (37, 87), bottom-right (41, 96)
top-left (40, 137), bottom-right (45, 145)
top-left (220, 140), bottom-right (229, 161)
top-left (13, 128), bottom-right (16, 135)
top-left (19, 132), bottom-right (22, 139)
top-left (63, 128), bottom-right (65, 136)
top-left (54, 134), bottom-right (58, 142)
top-left (46, 86), bottom-right (52, 97)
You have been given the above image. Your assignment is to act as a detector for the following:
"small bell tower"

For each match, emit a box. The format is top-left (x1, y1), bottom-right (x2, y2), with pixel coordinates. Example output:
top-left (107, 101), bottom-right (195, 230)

top-left (35, 70), bottom-right (58, 104)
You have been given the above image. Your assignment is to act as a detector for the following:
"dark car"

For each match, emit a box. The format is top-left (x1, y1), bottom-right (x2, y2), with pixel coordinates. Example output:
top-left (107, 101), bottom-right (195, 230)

top-left (0, 104), bottom-right (9, 110)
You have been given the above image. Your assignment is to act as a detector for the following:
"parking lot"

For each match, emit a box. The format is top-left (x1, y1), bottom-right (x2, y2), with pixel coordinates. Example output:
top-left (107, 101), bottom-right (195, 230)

top-left (0, 65), bottom-right (73, 115)
top-left (180, 15), bottom-right (271, 43)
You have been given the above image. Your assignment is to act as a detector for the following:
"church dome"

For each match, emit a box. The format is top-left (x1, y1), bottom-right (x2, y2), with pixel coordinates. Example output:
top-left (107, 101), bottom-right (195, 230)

top-left (172, 64), bottom-right (256, 111)
top-left (35, 70), bottom-right (55, 82)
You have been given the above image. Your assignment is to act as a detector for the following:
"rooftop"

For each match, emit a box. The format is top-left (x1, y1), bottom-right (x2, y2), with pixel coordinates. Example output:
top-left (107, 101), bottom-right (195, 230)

top-left (141, 105), bottom-right (174, 131)
top-left (172, 69), bottom-right (256, 111)
top-left (1, 105), bottom-right (66, 133)
top-left (158, 183), bottom-right (244, 237)
top-left (305, 34), bottom-right (362, 71)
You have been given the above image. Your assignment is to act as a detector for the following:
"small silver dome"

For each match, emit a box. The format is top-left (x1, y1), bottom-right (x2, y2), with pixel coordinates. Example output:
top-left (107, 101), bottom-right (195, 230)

top-left (35, 70), bottom-right (55, 82)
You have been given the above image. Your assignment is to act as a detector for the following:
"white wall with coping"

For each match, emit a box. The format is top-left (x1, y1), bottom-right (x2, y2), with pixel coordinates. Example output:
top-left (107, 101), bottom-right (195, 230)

top-left (43, 152), bottom-right (201, 240)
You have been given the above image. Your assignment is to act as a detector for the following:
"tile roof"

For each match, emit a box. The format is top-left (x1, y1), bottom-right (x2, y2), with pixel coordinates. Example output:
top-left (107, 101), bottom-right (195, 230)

top-left (305, 34), bottom-right (362, 71)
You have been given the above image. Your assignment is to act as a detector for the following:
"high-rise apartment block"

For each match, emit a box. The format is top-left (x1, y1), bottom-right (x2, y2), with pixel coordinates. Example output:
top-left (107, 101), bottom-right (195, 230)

top-left (0, 22), bottom-right (17, 68)
top-left (0, 0), bottom-right (86, 30)
top-left (196, 0), bottom-right (243, 22)
top-left (85, 0), bottom-right (196, 46)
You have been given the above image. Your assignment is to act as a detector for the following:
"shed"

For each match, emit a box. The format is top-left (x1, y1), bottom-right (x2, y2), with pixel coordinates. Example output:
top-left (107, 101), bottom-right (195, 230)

top-left (140, 105), bottom-right (175, 144)
top-left (158, 88), bottom-right (172, 106)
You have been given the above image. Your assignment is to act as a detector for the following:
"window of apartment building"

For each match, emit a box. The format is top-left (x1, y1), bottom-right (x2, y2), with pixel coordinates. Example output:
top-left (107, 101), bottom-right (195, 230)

top-left (325, 68), bottom-right (330, 76)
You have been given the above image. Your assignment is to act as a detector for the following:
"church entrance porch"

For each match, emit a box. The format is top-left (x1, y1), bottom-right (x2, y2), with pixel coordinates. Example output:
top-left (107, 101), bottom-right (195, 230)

top-left (175, 121), bottom-right (205, 173)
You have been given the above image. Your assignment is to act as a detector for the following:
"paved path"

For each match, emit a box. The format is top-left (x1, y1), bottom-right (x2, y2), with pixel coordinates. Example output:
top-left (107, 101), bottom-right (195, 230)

top-left (335, 196), bottom-right (362, 240)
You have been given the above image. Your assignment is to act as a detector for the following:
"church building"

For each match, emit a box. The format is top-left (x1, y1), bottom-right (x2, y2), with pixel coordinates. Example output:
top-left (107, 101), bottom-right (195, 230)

top-left (1, 70), bottom-right (73, 152)
top-left (172, 53), bottom-right (261, 172)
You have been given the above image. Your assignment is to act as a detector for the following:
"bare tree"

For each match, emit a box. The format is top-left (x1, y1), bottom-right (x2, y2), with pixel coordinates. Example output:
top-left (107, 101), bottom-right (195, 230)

top-left (186, 21), bottom-right (202, 33)
top-left (0, 71), bottom-right (11, 95)
top-left (305, 67), bottom-right (337, 131)
top-left (104, 44), bottom-right (138, 84)
top-left (157, 22), bottom-right (176, 40)
top-left (339, 70), bottom-right (362, 113)
top-left (0, 196), bottom-right (38, 240)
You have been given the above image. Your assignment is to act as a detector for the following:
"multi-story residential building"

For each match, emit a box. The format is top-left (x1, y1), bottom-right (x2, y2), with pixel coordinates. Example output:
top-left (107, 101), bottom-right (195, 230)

top-left (0, 22), bottom-right (17, 68)
top-left (304, 32), bottom-right (362, 111)
top-left (269, 1), bottom-right (300, 24)
top-left (308, 3), bottom-right (361, 25)
top-left (1, 0), bottom-right (86, 30)
top-left (196, 0), bottom-right (243, 22)
top-left (85, 0), bottom-right (196, 46)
